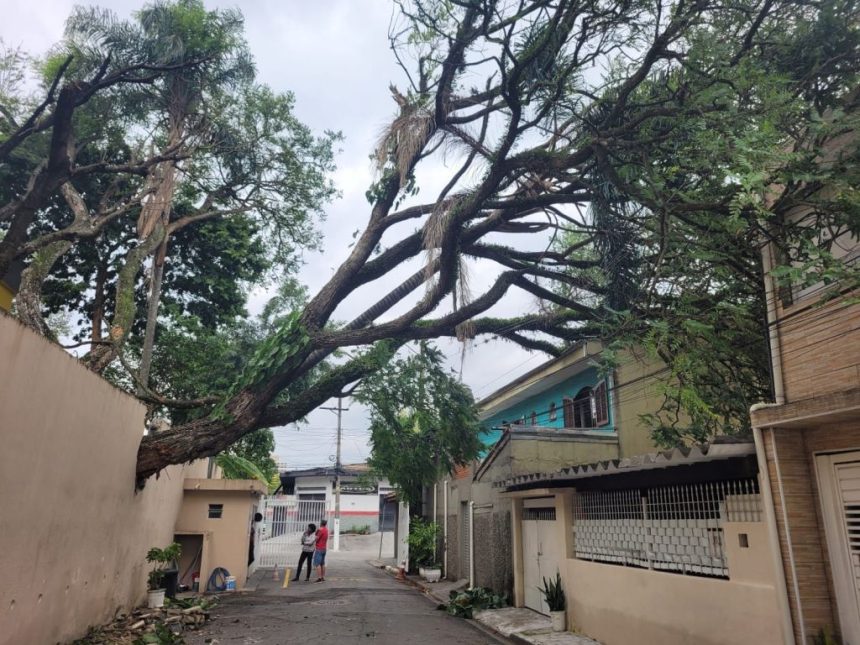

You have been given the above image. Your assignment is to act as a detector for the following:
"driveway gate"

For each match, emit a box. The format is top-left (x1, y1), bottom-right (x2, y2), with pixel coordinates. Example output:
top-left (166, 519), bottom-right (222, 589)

top-left (259, 497), bottom-right (329, 567)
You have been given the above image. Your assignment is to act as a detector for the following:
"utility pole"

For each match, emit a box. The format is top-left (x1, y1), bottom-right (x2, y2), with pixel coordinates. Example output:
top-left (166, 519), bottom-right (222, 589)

top-left (321, 397), bottom-right (347, 552)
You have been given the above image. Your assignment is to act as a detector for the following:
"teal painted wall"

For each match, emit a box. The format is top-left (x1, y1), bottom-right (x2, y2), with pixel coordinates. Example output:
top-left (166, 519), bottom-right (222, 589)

top-left (479, 366), bottom-right (612, 449)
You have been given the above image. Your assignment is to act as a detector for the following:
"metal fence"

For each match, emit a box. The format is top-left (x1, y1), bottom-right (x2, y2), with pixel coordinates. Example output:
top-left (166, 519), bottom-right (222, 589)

top-left (572, 479), bottom-right (761, 578)
top-left (258, 498), bottom-right (329, 567)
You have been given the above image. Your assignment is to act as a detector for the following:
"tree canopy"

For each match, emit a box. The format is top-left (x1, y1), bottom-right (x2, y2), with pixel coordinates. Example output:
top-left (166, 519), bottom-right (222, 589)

top-left (355, 342), bottom-right (483, 505)
top-left (1, 0), bottom-right (858, 484)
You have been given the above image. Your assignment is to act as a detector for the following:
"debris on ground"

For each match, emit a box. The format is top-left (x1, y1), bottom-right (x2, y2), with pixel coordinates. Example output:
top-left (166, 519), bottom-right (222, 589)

top-left (72, 597), bottom-right (218, 644)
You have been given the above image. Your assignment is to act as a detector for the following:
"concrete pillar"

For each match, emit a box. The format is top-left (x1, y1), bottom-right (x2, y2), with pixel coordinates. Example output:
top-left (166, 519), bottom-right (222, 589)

top-left (511, 497), bottom-right (525, 607)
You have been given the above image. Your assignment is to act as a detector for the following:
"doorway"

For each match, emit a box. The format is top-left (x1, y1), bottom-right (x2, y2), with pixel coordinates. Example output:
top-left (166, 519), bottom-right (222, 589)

top-left (816, 450), bottom-right (860, 642)
top-left (521, 498), bottom-right (561, 615)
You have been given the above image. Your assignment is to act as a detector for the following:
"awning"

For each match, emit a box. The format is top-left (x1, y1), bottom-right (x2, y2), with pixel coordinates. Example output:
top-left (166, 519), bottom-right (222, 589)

top-left (498, 440), bottom-right (757, 491)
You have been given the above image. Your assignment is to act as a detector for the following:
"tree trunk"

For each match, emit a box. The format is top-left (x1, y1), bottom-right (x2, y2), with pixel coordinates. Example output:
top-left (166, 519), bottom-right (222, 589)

top-left (15, 240), bottom-right (73, 338)
top-left (91, 258), bottom-right (108, 347)
top-left (137, 247), bottom-right (166, 395)
top-left (83, 224), bottom-right (166, 373)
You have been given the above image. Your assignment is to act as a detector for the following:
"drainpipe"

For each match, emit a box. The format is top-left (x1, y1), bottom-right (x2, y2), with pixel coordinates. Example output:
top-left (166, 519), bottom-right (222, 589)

top-left (762, 241), bottom-right (786, 406)
top-left (443, 480), bottom-right (449, 578)
top-left (753, 239), bottom-right (797, 643)
top-left (753, 424), bottom-right (797, 645)
top-left (433, 482), bottom-right (438, 562)
top-left (469, 500), bottom-right (475, 589)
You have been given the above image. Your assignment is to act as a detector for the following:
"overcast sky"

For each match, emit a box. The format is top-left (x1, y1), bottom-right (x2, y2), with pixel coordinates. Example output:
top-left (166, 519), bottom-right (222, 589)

top-left (3, 0), bottom-right (551, 469)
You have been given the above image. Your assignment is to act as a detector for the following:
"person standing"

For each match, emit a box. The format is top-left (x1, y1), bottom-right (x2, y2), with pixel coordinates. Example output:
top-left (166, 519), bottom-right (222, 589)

top-left (313, 519), bottom-right (329, 582)
top-left (292, 523), bottom-right (316, 582)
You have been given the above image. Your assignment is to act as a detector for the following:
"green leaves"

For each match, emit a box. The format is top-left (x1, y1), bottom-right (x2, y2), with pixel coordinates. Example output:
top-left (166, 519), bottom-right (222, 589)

top-left (215, 452), bottom-right (269, 485)
top-left (355, 342), bottom-right (482, 505)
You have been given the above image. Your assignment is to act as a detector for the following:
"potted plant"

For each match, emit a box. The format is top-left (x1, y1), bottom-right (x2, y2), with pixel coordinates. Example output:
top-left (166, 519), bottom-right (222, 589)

top-left (540, 572), bottom-right (566, 632)
top-left (146, 542), bottom-right (181, 608)
top-left (407, 519), bottom-right (442, 581)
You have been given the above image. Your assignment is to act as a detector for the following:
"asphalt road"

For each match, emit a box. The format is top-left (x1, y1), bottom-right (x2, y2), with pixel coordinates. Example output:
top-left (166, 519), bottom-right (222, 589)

top-left (186, 553), bottom-right (503, 645)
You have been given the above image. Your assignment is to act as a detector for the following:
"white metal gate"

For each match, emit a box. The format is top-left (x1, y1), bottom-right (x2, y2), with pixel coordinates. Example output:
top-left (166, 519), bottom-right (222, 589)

top-left (259, 497), bottom-right (329, 567)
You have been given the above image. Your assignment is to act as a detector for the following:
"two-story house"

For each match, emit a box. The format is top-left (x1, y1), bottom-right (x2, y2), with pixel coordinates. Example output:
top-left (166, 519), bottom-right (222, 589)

top-left (425, 340), bottom-right (667, 595)
top-left (750, 128), bottom-right (860, 644)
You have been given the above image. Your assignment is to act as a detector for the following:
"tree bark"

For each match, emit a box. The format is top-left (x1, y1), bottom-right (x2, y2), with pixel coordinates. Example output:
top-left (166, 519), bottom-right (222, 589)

top-left (15, 240), bottom-right (73, 338)
top-left (83, 224), bottom-right (166, 373)
top-left (137, 248), bottom-right (166, 395)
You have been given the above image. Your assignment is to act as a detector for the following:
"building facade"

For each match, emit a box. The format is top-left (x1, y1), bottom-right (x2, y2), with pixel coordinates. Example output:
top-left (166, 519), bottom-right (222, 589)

top-left (751, 129), bottom-right (860, 644)
top-left (427, 341), bottom-right (671, 594)
top-left (277, 463), bottom-right (393, 533)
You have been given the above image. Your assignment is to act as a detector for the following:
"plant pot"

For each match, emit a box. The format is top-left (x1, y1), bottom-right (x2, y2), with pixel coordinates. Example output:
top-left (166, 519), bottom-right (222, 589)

top-left (422, 568), bottom-right (442, 583)
top-left (550, 610), bottom-right (566, 632)
top-left (147, 588), bottom-right (166, 609)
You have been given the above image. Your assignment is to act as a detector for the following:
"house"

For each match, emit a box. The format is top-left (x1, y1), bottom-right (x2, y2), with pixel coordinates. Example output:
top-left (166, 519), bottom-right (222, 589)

top-left (426, 341), bottom-right (673, 594)
top-left (173, 462), bottom-right (267, 592)
top-left (750, 127), bottom-right (860, 644)
top-left (496, 440), bottom-right (785, 645)
top-left (275, 463), bottom-right (394, 533)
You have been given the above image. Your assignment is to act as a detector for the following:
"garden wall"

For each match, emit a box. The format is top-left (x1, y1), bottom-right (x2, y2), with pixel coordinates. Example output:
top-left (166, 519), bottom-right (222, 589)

top-left (0, 314), bottom-right (187, 645)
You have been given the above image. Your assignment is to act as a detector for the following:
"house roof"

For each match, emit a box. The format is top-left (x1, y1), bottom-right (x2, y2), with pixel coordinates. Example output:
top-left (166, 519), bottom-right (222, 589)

top-left (477, 341), bottom-right (602, 420)
top-left (498, 439), bottom-right (757, 490)
top-left (281, 462), bottom-right (370, 478)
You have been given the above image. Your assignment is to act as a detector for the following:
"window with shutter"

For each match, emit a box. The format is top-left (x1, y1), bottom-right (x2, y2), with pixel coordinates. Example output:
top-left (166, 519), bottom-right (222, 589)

top-left (562, 397), bottom-right (573, 427)
top-left (594, 380), bottom-right (609, 426)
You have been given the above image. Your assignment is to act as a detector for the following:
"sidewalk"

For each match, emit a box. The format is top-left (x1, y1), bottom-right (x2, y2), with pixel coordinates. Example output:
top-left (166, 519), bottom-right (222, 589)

top-left (369, 561), bottom-right (601, 645)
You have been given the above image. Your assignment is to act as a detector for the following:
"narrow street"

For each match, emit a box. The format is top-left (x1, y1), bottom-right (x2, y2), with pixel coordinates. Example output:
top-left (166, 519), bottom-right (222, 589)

top-left (186, 544), bottom-right (504, 645)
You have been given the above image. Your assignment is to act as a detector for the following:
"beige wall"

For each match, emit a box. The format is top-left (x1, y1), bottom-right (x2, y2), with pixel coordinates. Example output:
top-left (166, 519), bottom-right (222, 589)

top-left (613, 348), bottom-right (674, 457)
top-left (510, 435), bottom-right (619, 475)
top-left (175, 481), bottom-right (263, 590)
top-left (566, 559), bottom-right (782, 645)
top-left (0, 315), bottom-right (187, 645)
top-left (507, 488), bottom-right (782, 645)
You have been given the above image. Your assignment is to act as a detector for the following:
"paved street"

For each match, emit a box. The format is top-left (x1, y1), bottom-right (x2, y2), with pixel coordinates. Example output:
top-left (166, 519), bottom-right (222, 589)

top-left (187, 545), bottom-right (503, 645)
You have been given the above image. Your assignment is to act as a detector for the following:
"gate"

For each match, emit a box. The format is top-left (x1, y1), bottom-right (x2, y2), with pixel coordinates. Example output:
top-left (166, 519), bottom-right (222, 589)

top-left (259, 497), bottom-right (329, 567)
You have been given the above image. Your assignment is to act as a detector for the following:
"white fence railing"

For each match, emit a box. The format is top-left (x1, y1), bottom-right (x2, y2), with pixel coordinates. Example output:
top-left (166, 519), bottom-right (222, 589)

top-left (572, 479), bottom-right (761, 578)
top-left (258, 498), bottom-right (329, 567)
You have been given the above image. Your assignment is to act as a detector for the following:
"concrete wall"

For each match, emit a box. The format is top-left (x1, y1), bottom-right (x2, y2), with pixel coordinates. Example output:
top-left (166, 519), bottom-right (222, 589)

top-left (506, 488), bottom-right (782, 645)
top-left (175, 480), bottom-right (263, 589)
top-left (0, 315), bottom-right (187, 645)
top-left (613, 349), bottom-right (672, 457)
top-left (510, 432), bottom-right (619, 475)
top-left (566, 559), bottom-right (783, 645)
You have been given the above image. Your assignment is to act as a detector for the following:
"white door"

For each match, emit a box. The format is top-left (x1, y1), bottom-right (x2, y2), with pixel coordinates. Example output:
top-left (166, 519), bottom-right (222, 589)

top-left (523, 519), bottom-right (542, 611)
top-left (816, 451), bottom-right (860, 643)
top-left (522, 501), bottom-right (561, 615)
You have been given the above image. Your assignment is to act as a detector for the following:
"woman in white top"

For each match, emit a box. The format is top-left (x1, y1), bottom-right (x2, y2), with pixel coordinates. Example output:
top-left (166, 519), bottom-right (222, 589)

top-left (292, 523), bottom-right (317, 581)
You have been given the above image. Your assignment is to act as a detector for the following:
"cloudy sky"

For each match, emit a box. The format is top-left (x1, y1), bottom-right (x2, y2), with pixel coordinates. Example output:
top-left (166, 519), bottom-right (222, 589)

top-left (4, 0), bottom-right (551, 469)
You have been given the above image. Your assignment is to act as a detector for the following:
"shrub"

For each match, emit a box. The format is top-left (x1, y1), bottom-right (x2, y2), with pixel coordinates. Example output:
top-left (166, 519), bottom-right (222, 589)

top-left (440, 587), bottom-right (508, 619)
top-left (407, 518), bottom-right (439, 570)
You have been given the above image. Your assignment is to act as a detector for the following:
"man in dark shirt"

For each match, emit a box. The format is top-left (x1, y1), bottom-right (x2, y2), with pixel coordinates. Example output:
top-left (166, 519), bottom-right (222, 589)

top-left (313, 519), bottom-right (329, 582)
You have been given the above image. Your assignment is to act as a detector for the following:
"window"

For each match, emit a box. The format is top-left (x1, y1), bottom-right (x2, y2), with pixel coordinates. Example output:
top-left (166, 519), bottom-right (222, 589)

top-left (562, 397), bottom-right (574, 427)
top-left (208, 504), bottom-right (223, 519)
top-left (548, 402), bottom-right (557, 421)
top-left (530, 411), bottom-right (537, 426)
top-left (573, 387), bottom-right (594, 428)
top-left (593, 380), bottom-right (609, 426)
